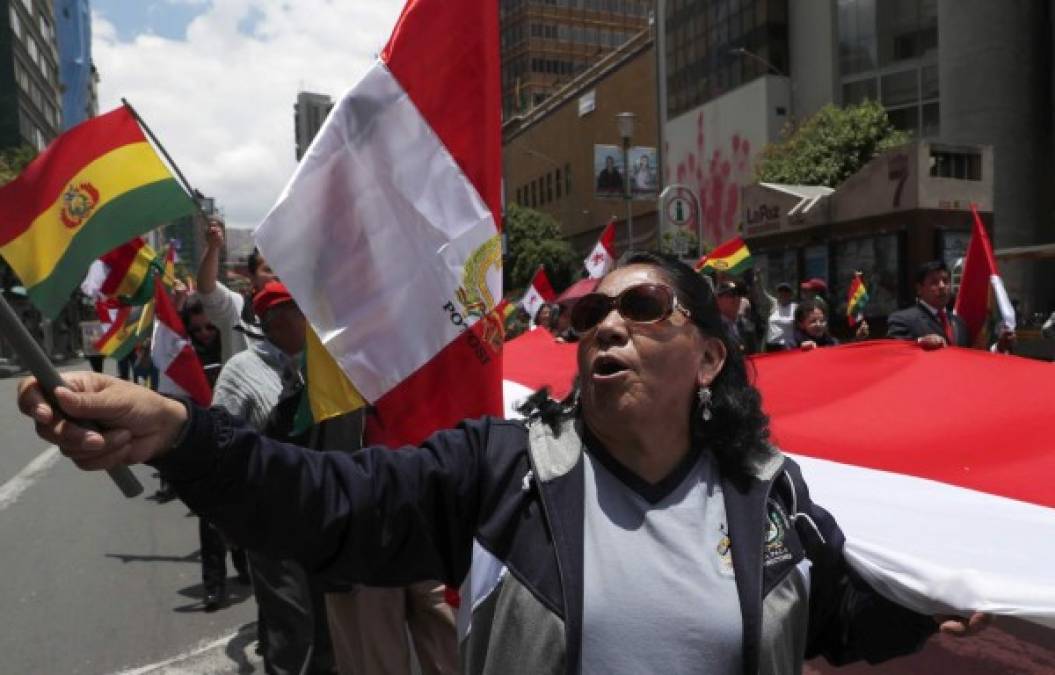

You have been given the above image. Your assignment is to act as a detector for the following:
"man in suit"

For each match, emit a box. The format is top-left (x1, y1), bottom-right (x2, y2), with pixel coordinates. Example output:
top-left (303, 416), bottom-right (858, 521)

top-left (887, 260), bottom-right (969, 349)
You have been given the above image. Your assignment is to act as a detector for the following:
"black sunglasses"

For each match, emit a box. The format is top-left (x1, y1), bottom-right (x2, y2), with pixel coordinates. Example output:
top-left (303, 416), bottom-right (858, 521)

top-left (570, 283), bottom-right (691, 333)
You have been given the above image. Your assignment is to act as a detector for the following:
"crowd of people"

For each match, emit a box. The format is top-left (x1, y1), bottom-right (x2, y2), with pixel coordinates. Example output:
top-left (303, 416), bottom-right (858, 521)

top-left (18, 240), bottom-right (1004, 675)
top-left (520, 257), bottom-right (1015, 360)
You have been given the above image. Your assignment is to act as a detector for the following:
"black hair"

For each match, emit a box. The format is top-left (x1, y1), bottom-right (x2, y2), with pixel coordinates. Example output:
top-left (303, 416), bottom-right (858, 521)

top-left (247, 247), bottom-right (262, 276)
top-left (915, 260), bottom-right (949, 285)
top-left (519, 251), bottom-right (771, 481)
top-left (794, 299), bottom-right (827, 324)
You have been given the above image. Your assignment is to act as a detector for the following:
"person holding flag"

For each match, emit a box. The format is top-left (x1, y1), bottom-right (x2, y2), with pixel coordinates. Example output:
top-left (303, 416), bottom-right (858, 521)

top-left (844, 271), bottom-right (871, 340)
top-left (887, 261), bottom-right (969, 349)
top-left (15, 251), bottom-right (989, 674)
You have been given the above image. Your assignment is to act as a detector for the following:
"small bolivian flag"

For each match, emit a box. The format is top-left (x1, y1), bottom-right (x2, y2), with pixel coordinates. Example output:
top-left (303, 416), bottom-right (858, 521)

top-left (695, 237), bottom-right (753, 276)
top-left (0, 105), bottom-right (194, 318)
top-left (846, 272), bottom-right (869, 327)
top-left (94, 299), bottom-right (155, 361)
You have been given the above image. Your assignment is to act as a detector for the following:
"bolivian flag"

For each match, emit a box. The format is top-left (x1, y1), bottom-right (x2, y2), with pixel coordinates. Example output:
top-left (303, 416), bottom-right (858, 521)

top-left (695, 237), bottom-right (753, 276)
top-left (846, 272), bottom-right (869, 327)
top-left (0, 105), bottom-right (194, 318)
top-left (94, 299), bottom-right (155, 361)
top-left (99, 237), bottom-right (167, 306)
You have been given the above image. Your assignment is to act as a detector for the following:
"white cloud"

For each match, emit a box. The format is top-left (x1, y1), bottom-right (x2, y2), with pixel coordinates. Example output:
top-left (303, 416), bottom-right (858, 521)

top-left (92, 0), bottom-right (405, 230)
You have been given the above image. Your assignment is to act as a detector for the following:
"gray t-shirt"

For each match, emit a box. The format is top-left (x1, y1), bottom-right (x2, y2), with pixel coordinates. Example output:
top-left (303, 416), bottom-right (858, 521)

top-left (581, 447), bottom-right (743, 674)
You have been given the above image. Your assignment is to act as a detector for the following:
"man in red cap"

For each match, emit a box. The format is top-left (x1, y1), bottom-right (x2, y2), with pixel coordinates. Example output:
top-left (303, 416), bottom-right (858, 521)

top-left (211, 280), bottom-right (336, 674)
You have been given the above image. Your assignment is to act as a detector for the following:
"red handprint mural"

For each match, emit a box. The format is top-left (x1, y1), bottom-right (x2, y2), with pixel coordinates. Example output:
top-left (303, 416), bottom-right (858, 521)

top-left (665, 111), bottom-right (756, 246)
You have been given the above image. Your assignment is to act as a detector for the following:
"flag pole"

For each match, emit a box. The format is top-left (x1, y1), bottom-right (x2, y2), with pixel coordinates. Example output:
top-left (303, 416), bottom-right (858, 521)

top-left (0, 293), bottom-right (143, 497)
top-left (120, 99), bottom-right (205, 217)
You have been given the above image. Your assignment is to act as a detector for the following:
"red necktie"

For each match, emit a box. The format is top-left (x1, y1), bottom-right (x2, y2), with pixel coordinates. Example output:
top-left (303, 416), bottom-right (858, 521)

top-left (939, 309), bottom-right (954, 344)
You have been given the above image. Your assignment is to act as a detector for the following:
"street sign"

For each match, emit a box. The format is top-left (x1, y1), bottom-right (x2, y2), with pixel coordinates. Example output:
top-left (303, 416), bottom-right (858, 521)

top-left (659, 184), bottom-right (699, 232)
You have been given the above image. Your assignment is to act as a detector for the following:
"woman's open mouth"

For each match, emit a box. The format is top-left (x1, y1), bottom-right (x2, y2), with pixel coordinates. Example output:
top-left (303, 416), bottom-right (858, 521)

top-left (592, 354), bottom-right (630, 379)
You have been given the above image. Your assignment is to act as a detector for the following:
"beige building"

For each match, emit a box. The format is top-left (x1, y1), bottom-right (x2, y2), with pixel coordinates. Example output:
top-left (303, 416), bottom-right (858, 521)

top-left (503, 29), bottom-right (659, 255)
top-left (742, 141), bottom-right (996, 325)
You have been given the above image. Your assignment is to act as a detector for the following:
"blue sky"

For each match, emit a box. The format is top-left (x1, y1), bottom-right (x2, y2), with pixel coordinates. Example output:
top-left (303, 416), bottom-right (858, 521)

top-left (91, 1), bottom-right (212, 42)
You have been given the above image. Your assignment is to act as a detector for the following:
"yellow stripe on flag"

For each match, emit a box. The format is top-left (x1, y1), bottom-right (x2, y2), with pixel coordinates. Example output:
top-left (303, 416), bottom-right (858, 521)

top-left (0, 142), bottom-right (174, 287)
top-left (306, 325), bottom-right (366, 423)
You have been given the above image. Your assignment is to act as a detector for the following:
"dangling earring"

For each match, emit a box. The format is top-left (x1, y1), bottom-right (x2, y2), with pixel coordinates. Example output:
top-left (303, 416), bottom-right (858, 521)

top-left (697, 386), bottom-right (713, 422)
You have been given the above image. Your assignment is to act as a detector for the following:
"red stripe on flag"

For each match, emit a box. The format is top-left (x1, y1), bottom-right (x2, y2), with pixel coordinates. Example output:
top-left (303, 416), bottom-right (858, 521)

top-left (954, 205), bottom-right (1000, 344)
top-left (164, 346), bottom-right (212, 407)
top-left (752, 341), bottom-right (1055, 509)
top-left (99, 238), bottom-right (147, 295)
top-left (381, 0), bottom-right (501, 230)
top-left (532, 266), bottom-right (556, 302)
top-left (503, 329), bottom-right (577, 401)
top-left (365, 310), bottom-right (504, 448)
top-left (0, 107), bottom-right (147, 245)
top-left (599, 220), bottom-right (617, 257)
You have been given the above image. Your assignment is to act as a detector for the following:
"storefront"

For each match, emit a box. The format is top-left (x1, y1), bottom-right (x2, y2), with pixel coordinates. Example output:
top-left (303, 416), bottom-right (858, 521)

top-left (742, 141), bottom-right (994, 330)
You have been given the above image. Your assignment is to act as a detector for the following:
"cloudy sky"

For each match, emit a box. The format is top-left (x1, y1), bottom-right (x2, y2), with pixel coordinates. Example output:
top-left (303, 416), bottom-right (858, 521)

top-left (91, 0), bottom-right (405, 230)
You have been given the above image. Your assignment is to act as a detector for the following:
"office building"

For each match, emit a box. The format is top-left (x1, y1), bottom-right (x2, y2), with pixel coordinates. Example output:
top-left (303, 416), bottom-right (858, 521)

top-left (504, 29), bottom-right (658, 254)
top-left (294, 91), bottom-right (333, 161)
top-left (0, 0), bottom-right (62, 150)
top-left (499, 0), bottom-right (652, 117)
top-left (54, 0), bottom-right (97, 129)
top-left (655, 0), bottom-right (1054, 309)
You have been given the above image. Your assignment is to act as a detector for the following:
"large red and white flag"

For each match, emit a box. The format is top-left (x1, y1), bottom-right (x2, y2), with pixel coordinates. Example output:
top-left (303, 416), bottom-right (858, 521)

top-left (584, 219), bottom-right (617, 278)
top-left (500, 335), bottom-right (1055, 628)
top-left (255, 0), bottom-right (502, 447)
top-left (520, 266), bottom-right (556, 319)
top-left (150, 282), bottom-right (211, 407)
top-left (954, 204), bottom-right (1015, 346)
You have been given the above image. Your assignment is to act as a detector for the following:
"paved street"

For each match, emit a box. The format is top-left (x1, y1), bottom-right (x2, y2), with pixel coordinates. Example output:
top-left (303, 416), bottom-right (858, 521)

top-left (0, 360), bottom-right (260, 674)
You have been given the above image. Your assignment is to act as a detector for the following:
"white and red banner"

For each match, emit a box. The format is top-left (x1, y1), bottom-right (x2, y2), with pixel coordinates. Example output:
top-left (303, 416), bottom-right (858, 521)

top-left (150, 282), bottom-right (211, 407)
top-left (255, 0), bottom-right (502, 447)
top-left (955, 205), bottom-right (1015, 346)
top-left (501, 336), bottom-right (1055, 628)
top-left (584, 220), bottom-right (617, 278)
top-left (520, 266), bottom-right (556, 320)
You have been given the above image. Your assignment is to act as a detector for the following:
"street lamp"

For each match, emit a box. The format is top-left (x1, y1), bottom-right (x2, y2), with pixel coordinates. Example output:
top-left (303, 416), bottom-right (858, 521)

top-left (615, 111), bottom-right (636, 252)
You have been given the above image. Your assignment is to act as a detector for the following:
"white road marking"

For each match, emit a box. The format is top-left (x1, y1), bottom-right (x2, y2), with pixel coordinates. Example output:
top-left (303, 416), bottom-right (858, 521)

top-left (0, 446), bottom-right (60, 512)
top-left (111, 627), bottom-right (260, 675)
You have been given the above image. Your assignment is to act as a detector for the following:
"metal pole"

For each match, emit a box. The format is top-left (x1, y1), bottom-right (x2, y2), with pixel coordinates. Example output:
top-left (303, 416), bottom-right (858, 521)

top-left (121, 99), bottom-right (205, 219)
top-left (623, 137), bottom-right (633, 252)
top-left (0, 293), bottom-right (143, 497)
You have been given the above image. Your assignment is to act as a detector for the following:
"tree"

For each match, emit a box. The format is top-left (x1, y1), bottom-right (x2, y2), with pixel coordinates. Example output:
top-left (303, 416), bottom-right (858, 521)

top-left (0, 145), bottom-right (37, 187)
top-left (659, 228), bottom-right (702, 261)
top-left (755, 101), bottom-right (910, 188)
top-left (503, 203), bottom-right (579, 294)
top-left (0, 146), bottom-right (37, 290)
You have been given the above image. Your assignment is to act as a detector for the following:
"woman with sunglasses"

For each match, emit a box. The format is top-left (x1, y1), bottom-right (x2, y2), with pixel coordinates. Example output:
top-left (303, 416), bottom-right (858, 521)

top-left (16, 252), bottom-right (985, 674)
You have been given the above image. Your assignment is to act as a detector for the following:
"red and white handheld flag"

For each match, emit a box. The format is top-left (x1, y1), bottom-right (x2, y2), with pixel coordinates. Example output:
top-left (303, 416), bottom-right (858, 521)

top-left (255, 0), bottom-right (502, 447)
top-left (954, 204), bottom-right (1015, 346)
top-left (584, 219), bottom-right (617, 278)
top-left (520, 266), bottom-right (556, 319)
top-left (151, 281), bottom-right (211, 406)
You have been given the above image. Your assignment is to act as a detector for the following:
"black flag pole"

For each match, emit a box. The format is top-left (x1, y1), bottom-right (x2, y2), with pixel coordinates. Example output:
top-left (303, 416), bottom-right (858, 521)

top-left (121, 98), bottom-right (207, 219)
top-left (0, 294), bottom-right (143, 497)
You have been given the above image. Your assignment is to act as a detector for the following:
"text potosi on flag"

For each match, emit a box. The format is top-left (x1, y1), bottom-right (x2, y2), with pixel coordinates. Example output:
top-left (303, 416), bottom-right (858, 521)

top-left (0, 106), bottom-right (194, 318)
top-left (151, 281), bottom-right (211, 407)
top-left (954, 204), bottom-right (1015, 346)
top-left (584, 219), bottom-right (617, 278)
top-left (695, 237), bottom-right (753, 275)
top-left (520, 265), bottom-right (556, 319)
top-left (255, 0), bottom-right (502, 447)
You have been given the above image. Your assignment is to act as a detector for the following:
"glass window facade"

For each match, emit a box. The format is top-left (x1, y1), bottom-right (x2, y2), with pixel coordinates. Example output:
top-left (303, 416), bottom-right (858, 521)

top-left (665, 0), bottom-right (790, 119)
top-left (838, 0), bottom-right (939, 138)
top-left (832, 234), bottom-right (900, 319)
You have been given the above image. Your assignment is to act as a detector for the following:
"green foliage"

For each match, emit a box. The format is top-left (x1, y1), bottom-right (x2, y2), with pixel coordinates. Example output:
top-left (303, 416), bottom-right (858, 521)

top-left (659, 228), bottom-right (702, 261)
top-left (0, 145), bottom-right (37, 187)
top-left (756, 101), bottom-right (910, 188)
top-left (503, 203), bottom-right (578, 293)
